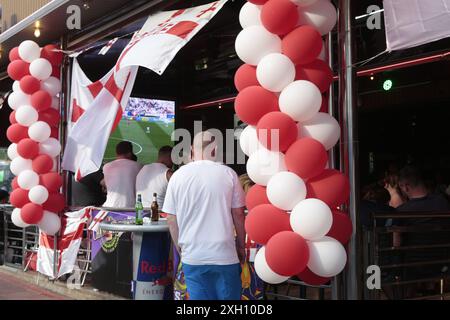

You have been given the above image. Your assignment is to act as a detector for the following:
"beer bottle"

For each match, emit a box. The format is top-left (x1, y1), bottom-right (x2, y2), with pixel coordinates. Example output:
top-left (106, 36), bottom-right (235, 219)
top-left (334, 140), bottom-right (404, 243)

top-left (151, 193), bottom-right (159, 222)
top-left (135, 194), bottom-right (143, 225)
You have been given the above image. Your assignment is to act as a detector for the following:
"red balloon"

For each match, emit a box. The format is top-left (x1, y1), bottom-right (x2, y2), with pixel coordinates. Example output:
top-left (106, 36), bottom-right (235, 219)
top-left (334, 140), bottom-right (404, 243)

top-left (234, 64), bottom-right (259, 92)
top-left (7, 124), bottom-right (29, 143)
top-left (234, 86), bottom-right (279, 126)
top-left (297, 267), bottom-right (330, 286)
top-left (282, 26), bottom-right (323, 65)
top-left (50, 127), bottom-right (59, 138)
top-left (248, 0), bottom-right (268, 4)
top-left (40, 173), bottom-right (63, 193)
top-left (296, 59), bottom-right (334, 93)
top-left (31, 90), bottom-right (52, 112)
top-left (265, 231), bottom-right (309, 276)
top-left (12, 177), bottom-right (19, 190)
top-left (10, 188), bottom-right (30, 208)
top-left (9, 111), bottom-right (17, 124)
top-left (52, 66), bottom-right (60, 79)
top-left (306, 169), bottom-right (350, 207)
top-left (327, 210), bottom-right (353, 245)
top-left (9, 47), bottom-right (21, 62)
top-left (7, 60), bottom-right (30, 81)
top-left (39, 108), bottom-right (60, 127)
top-left (319, 94), bottom-right (328, 113)
top-left (17, 138), bottom-right (40, 160)
top-left (21, 203), bottom-right (44, 224)
top-left (285, 138), bottom-right (327, 179)
top-left (257, 111), bottom-right (298, 152)
top-left (20, 75), bottom-right (41, 95)
top-left (43, 193), bottom-right (65, 213)
top-left (246, 184), bottom-right (270, 211)
top-left (245, 204), bottom-right (291, 245)
top-left (32, 154), bottom-right (54, 174)
top-left (40, 45), bottom-right (63, 66)
top-left (261, 0), bottom-right (299, 35)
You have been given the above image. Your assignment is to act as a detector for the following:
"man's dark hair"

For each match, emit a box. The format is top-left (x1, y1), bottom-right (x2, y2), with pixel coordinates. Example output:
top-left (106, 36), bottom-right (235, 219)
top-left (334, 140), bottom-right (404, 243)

top-left (116, 141), bottom-right (133, 155)
top-left (158, 145), bottom-right (173, 157)
top-left (399, 165), bottom-right (425, 188)
top-left (362, 183), bottom-right (390, 205)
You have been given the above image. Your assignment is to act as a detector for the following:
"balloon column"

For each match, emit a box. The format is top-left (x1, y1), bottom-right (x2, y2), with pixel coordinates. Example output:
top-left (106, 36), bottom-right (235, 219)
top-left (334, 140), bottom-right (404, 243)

top-left (236, 0), bottom-right (353, 285)
top-left (7, 40), bottom-right (64, 236)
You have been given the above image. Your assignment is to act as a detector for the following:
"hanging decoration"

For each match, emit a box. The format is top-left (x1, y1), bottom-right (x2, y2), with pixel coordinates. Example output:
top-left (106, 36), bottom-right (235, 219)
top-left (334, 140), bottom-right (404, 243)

top-left (236, 0), bottom-right (353, 285)
top-left (7, 40), bottom-right (64, 236)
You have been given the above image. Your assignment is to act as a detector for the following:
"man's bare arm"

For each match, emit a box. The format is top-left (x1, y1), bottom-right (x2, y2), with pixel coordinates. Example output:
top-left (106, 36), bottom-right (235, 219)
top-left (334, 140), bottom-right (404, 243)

top-left (232, 207), bottom-right (246, 264)
top-left (167, 214), bottom-right (181, 255)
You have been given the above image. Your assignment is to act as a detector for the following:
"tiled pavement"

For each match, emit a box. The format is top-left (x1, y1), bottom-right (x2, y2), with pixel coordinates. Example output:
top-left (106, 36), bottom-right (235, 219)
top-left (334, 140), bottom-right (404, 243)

top-left (0, 272), bottom-right (68, 300)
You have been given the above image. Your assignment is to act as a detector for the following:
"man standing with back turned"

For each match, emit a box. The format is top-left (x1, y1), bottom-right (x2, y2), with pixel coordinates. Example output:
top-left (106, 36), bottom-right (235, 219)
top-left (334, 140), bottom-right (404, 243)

top-left (163, 131), bottom-right (246, 300)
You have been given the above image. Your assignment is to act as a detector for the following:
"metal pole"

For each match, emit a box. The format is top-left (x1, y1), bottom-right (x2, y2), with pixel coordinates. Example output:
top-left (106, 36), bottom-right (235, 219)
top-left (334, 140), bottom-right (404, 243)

top-left (338, 0), bottom-right (361, 300)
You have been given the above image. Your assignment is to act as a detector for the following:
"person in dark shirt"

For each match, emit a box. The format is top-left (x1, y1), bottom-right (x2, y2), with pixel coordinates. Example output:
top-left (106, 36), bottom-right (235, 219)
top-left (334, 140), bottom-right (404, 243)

top-left (71, 170), bottom-right (106, 207)
top-left (360, 183), bottom-right (394, 229)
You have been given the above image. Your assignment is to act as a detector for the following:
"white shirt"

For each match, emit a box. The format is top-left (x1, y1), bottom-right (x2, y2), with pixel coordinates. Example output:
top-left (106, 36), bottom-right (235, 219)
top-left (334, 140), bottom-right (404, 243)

top-left (103, 159), bottom-right (142, 208)
top-left (163, 160), bottom-right (245, 265)
top-left (136, 163), bottom-right (169, 208)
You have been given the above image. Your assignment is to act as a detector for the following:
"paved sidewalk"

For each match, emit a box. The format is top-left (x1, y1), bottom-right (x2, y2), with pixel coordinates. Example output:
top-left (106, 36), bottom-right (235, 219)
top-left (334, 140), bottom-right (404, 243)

top-left (0, 271), bottom-right (68, 300)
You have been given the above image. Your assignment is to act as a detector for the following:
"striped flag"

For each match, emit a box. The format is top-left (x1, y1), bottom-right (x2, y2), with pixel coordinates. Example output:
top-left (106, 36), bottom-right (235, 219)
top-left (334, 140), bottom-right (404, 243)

top-left (98, 38), bottom-right (119, 55)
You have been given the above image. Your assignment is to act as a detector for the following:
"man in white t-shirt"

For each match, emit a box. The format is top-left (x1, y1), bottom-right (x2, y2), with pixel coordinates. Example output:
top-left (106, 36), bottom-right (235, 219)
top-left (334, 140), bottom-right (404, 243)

top-left (102, 141), bottom-right (142, 208)
top-left (136, 146), bottom-right (173, 208)
top-left (163, 131), bottom-right (246, 300)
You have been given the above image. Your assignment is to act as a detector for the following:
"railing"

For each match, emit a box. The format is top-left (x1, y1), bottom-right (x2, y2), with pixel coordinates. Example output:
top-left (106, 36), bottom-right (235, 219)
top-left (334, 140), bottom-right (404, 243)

top-left (365, 211), bottom-right (450, 300)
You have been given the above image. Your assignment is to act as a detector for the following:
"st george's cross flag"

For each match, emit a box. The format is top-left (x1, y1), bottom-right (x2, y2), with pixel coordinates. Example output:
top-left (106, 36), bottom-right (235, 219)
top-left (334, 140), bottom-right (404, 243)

top-left (62, 1), bottom-right (228, 180)
top-left (383, 0), bottom-right (450, 51)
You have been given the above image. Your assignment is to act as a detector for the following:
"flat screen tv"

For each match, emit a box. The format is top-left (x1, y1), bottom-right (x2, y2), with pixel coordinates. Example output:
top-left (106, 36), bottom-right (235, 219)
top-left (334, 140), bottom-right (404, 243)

top-left (103, 97), bottom-right (175, 164)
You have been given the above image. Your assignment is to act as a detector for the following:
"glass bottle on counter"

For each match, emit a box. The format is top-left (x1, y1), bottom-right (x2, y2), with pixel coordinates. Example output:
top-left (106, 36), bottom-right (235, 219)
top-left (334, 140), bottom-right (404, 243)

top-left (151, 193), bottom-right (159, 223)
top-left (135, 194), bottom-right (143, 225)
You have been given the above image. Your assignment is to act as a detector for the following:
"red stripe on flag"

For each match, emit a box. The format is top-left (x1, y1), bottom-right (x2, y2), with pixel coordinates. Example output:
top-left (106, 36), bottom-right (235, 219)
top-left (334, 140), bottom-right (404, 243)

top-left (104, 75), bottom-right (124, 102)
top-left (166, 21), bottom-right (198, 39)
top-left (87, 81), bottom-right (103, 99)
top-left (71, 98), bottom-right (85, 123)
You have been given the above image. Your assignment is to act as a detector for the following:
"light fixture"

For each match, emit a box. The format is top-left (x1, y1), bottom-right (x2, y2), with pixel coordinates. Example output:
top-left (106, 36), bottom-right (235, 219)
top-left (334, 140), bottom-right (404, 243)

top-left (370, 74), bottom-right (374, 81)
top-left (34, 20), bottom-right (41, 38)
top-left (83, 1), bottom-right (91, 10)
top-left (383, 79), bottom-right (393, 91)
top-left (218, 104), bottom-right (222, 109)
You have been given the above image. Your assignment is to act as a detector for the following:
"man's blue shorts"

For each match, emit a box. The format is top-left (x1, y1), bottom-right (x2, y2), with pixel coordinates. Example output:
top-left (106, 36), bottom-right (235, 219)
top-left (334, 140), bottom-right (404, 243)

top-left (182, 263), bottom-right (241, 300)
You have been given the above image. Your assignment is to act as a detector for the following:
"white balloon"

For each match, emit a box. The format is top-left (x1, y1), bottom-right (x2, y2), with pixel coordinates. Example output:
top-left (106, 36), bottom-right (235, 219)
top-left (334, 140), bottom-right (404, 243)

top-left (235, 25), bottom-right (281, 66)
top-left (18, 40), bottom-right (41, 63)
top-left (29, 58), bottom-right (52, 81)
top-left (239, 125), bottom-right (264, 157)
top-left (15, 105), bottom-right (39, 127)
top-left (254, 247), bottom-right (289, 284)
top-left (247, 148), bottom-right (286, 186)
top-left (291, 0), bottom-right (318, 7)
top-left (239, 2), bottom-right (262, 29)
top-left (279, 80), bottom-right (322, 122)
top-left (29, 185), bottom-right (49, 205)
top-left (307, 236), bottom-right (347, 277)
top-left (11, 208), bottom-right (30, 228)
top-left (51, 97), bottom-right (60, 110)
top-left (18, 170), bottom-right (40, 190)
top-left (257, 53), bottom-right (296, 92)
top-left (7, 143), bottom-right (19, 160)
top-left (8, 91), bottom-right (31, 110)
top-left (291, 198), bottom-right (333, 240)
top-left (28, 121), bottom-right (51, 143)
top-left (39, 138), bottom-right (61, 158)
top-left (13, 81), bottom-right (21, 92)
top-left (297, 0), bottom-right (337, 35)
top-left (38, 211), bottom-right (61, 235)
top-left (267, 172), bottom-right (307, 210)
top-left (10, 156), bottom-right (33, 176)
top-left (298, 112), bottom-right (340, 150)
top-left (41, 77), bottom-right (61, 96)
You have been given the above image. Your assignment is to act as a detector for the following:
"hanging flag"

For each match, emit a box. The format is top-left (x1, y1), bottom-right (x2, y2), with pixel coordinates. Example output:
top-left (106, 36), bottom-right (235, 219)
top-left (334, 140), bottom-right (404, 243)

top-left (98, 37), bottom-right (119, 55)
top-left (117, 0), bottom-right (228, 75)
top-left (62, 59), bottom-right (138, 180)
top-left (384, 0), bottom-right (450, 51)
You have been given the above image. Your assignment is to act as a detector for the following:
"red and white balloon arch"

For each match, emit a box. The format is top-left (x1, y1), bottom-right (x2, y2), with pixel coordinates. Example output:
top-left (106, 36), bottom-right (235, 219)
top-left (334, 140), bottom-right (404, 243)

top-left (7, 40), bottom-right (65, 236)
top-left (235, 0), bottom-right (353, 284)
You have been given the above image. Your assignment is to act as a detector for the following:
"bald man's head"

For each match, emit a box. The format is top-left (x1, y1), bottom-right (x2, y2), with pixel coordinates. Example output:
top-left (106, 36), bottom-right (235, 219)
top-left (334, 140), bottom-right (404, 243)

top-left (192, 131), bottom-right (217, 161)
